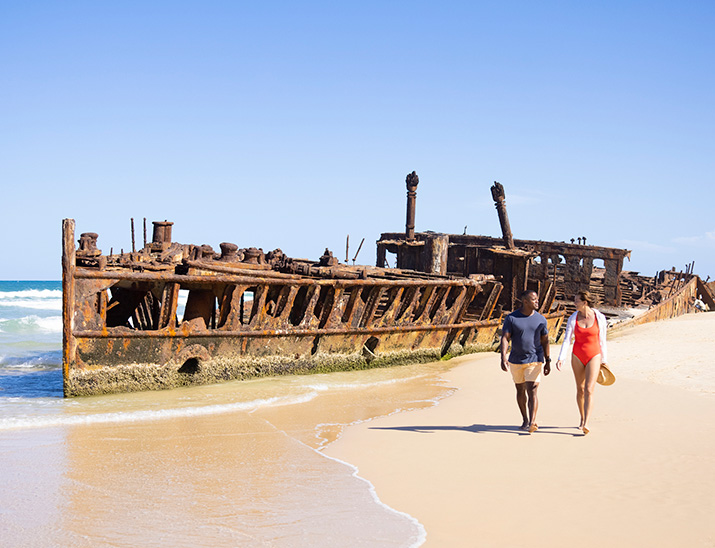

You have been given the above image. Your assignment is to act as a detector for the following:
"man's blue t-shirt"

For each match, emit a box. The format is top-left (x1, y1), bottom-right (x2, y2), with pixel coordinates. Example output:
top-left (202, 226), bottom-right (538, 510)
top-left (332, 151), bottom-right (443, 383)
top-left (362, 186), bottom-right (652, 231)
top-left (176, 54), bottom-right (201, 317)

top-left (502, 310), bottom-right (548, 364)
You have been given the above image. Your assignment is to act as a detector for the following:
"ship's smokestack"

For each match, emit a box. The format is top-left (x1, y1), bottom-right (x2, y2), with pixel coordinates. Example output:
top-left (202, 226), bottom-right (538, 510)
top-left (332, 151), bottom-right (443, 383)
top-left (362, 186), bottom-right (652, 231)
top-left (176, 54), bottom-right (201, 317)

top-left (405, 171), bottom-right (419, 241)
top-left (490, 181), bottom-right (515, 249)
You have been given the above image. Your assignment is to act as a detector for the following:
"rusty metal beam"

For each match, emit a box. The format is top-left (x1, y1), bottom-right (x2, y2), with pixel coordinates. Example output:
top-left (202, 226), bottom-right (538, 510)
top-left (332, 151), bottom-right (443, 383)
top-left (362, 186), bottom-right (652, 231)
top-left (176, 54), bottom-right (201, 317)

top-left (74, 267), bottom-right (486, 288)
top-left (479, 283), bottom-right (503, 321)
top-left (360, 286), bottom-right (385, 328)
top-left (405, 171), bottom-right (419, 240)
top-left (490, 181), bottom-right (515, 249)
top-left (62, 219), bottom-right (76, 394)
top-left (183, 259), bottom-right (285, 277)
top-left (73, 313), bottom-right (565, 340)
top-left (381, 232), bottom-right (632, 261)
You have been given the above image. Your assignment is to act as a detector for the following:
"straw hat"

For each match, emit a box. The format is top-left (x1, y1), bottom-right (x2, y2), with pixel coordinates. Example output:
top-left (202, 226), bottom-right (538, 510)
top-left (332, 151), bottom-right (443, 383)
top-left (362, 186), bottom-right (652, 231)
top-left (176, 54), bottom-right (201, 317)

top-left (597, 363), bottom-right (616, 386)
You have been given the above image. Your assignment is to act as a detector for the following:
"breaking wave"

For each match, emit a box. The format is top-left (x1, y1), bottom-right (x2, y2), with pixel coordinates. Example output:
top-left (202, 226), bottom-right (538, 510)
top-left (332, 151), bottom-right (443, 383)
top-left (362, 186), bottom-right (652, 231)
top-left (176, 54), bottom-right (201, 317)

top-left (0, 289), bottom-right (62, 311)
top-left (0, 315), bottom-right (63, 334)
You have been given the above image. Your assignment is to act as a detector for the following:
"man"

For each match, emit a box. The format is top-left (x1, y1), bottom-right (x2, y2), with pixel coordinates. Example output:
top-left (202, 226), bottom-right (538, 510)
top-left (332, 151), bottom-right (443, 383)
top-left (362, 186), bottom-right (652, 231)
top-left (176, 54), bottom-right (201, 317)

top-left (500, 289), bottom-right (551, 433)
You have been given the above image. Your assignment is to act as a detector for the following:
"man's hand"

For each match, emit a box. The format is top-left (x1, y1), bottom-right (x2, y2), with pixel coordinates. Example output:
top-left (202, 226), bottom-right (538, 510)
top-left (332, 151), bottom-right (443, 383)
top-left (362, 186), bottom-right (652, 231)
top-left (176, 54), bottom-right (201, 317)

top-left (544, 357), bottom-right (551, 376)
top-left (500, 333), bottom-right (511, 372)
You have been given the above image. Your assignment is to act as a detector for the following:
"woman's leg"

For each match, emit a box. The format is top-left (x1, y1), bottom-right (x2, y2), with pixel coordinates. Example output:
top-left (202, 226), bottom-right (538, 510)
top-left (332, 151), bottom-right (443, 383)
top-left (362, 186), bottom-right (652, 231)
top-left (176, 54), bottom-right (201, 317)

top-left (571, 355), bottom-right (586, 427)
top-left (581, 354), bottom-right (602, 434)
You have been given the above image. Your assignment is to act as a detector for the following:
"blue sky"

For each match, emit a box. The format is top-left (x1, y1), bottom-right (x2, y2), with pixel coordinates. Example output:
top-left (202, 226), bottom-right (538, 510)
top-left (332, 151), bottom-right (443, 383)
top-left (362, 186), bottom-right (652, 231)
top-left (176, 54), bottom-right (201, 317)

top-left (2, 1), bottom-right (714, 280)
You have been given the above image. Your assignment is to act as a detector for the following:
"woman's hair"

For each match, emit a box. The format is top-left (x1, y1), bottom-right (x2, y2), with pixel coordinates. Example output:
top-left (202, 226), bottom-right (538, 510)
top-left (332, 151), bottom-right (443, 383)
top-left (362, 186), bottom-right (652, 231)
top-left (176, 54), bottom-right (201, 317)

top-left (575, 290), bottom-right (596, 306)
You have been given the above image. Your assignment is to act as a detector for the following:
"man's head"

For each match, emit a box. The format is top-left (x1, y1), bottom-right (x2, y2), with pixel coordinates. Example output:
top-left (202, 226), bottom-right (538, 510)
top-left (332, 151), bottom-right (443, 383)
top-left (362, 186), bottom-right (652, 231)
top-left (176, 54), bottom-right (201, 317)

top-left (519, 290), bottom-right (539, 313)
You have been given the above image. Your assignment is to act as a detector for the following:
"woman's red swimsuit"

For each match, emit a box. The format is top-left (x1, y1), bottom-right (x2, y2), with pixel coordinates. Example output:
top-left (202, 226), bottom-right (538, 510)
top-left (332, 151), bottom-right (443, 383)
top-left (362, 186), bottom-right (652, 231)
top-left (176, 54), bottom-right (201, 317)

top-left (573, 319), bottom-right (601, 365)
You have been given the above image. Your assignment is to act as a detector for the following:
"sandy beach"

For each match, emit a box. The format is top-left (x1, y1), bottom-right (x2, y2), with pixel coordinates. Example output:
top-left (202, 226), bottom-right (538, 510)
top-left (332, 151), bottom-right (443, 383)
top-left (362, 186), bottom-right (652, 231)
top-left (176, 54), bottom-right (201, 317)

top-left (3, 311), bottom-right (714, 547)
top-left (325, 312), bottom-right (715, 547)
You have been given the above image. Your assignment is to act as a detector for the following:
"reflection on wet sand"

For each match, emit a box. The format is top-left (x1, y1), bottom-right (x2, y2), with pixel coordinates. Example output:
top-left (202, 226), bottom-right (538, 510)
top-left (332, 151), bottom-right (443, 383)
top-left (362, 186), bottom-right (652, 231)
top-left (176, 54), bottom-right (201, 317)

top-left (2, 361), bottom-right (459, 547)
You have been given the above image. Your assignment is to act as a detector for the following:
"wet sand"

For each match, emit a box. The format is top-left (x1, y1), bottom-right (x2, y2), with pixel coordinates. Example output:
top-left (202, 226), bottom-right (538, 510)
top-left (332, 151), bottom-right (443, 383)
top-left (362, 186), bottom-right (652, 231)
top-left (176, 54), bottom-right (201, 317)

top-left (325, 313), bottom-right (715, 547)
top-left (0, 361), bottom-right (456, 547)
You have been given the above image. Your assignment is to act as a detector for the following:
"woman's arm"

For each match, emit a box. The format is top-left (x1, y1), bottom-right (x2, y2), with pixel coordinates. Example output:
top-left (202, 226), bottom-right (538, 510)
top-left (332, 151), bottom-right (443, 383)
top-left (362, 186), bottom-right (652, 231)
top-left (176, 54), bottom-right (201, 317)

top-left (596, 309), bottom-right (608, 363)
top-left (556, 313), bottom-right (577, 364)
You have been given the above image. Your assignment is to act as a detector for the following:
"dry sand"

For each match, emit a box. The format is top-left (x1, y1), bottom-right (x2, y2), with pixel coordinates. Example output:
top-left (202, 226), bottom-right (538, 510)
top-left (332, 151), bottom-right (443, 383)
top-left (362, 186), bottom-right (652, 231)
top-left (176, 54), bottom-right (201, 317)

top-left (325, 312), bottom-right (715, 547)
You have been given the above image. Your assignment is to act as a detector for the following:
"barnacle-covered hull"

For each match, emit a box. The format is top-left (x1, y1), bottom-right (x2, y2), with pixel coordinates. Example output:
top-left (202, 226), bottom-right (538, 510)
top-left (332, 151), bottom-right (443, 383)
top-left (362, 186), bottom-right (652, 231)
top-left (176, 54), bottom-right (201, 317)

top-left (62, 219), bottom-right (565, 397)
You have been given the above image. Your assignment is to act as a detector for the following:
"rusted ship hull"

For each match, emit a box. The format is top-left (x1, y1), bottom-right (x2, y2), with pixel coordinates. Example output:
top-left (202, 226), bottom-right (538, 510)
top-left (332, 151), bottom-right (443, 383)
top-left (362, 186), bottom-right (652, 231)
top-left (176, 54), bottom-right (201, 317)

top-left (62, 170), bottom-right (714, 397)
top-left (62, 219), bottom-right (564, 397)
top-left (609, 271), bottom-right (715, 332)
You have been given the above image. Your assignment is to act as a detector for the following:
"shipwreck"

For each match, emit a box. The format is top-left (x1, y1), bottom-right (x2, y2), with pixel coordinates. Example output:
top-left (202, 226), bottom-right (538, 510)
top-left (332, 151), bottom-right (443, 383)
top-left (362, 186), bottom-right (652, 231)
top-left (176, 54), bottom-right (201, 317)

top-left (61, 172), bottom-right (713, 396)
top-left (377, 176), bottom-right (714, 330)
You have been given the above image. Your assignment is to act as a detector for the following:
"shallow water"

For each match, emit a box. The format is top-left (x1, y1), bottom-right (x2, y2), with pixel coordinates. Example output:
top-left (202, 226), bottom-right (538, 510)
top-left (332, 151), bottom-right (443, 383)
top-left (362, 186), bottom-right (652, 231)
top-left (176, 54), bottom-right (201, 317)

top-left (0, 281), bottom-right (459, 547)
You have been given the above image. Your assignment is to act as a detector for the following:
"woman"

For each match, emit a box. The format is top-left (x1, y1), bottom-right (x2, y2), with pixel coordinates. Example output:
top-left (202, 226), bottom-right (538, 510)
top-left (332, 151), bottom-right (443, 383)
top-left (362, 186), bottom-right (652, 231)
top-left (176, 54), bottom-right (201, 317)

top-left (556, 290), bottom-right (608, 434)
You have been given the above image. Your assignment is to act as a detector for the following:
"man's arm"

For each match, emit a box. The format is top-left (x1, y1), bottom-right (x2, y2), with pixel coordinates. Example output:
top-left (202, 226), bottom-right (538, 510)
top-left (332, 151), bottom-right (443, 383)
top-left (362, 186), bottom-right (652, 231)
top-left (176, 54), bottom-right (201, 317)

top-left (541, 332), bottom-right (551, 376)
top-left (500, 331), bottom-right (511, 371)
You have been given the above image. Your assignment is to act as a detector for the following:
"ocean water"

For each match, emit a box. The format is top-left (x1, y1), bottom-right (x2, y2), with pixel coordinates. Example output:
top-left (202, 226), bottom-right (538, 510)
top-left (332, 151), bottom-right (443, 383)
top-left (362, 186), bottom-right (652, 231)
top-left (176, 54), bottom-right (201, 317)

top-left (0, 281), bottom-right (456, 547)
top-left (0, 280), bottom-right (63, 399)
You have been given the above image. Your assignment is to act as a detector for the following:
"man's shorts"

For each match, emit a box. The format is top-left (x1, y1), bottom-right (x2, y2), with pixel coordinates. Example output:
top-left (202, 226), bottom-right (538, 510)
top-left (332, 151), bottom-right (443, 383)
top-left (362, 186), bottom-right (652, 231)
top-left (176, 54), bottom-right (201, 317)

top-left (508, 361), bottom-right (543, 384)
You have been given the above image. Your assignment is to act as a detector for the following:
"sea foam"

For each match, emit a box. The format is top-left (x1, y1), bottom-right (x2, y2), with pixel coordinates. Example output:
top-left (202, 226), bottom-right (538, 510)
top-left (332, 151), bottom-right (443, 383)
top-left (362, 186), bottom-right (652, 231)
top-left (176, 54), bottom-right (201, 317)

top-left (0, 289), bottom-right (62, 311)
top-left (0, 391), bottom-right (320, 431)
top-left (0, 315), bottom-right (63, 334)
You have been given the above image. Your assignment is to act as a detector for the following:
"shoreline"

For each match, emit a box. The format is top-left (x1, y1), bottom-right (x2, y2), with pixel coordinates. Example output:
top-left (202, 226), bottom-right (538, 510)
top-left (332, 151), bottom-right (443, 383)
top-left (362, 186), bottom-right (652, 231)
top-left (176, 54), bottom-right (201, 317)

top-left (324, 312), bottom-right (715, 547)
top-left (1, 360), bottom-right (459, 548)
top-left (317, 449), bottom-right (428, 547)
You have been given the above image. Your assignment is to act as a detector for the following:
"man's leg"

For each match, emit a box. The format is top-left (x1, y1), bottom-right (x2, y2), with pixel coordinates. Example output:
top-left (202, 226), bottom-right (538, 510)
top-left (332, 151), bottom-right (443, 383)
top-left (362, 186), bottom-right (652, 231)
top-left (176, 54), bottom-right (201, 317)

top-left (515, 382), bottom-right (528, 429)
top-left (525, 381), bottom-right (539, 432)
